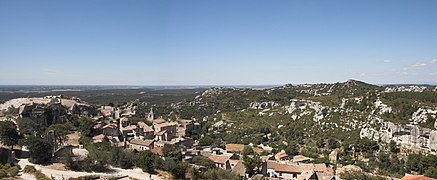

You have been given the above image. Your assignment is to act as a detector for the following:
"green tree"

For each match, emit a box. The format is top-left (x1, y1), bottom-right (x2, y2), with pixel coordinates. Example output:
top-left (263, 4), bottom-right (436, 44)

top-left (59, 150), bottom-right (80, 171)
top-left (355, 138), bottom-right (379, 154)
top-left (198, 136), bottom-right (214, 146)
top-left (164, 160), bottom-right (188, 179)
top-left (134, 150), bottom-right (161, 173)
top-left (16, 117), bottom-right (37, 135)
top-left (286, 141), bottom-right (299, 156)
top-left (340, 170), bottom-right (386, 180)
top-left (45, 124), bottom-right (72, 145)
top-left (191, 156), bottom-right (216, 169)
top-left (116, 149), bottom-right (135, 169)
top-left (0, 121), bottom-right (21, 150)
top-left (243, 154), bottom-right (262, 177)
top-left (425, 167), bottom-right (437, 178)
top-left (21, 136), bottom-right (52, 164)
top-left (200, 168), bottom-right (240, 180)
top-left (78, 117), bottom-right (95, 137)
top-left (378, 152), bottom-right (390, 170)
top-left (406, 154), bottom-right (421, 173)
top-left (328, 138), bottom-right (339, 149)
top-left (163, 144), bottom-right (182, 162)
top-left (316, 138), bottom-right (325, 148)
top-left (389, 140), bottom-right (399, 153)
top-left (242, 145), bottom-right (254, 156)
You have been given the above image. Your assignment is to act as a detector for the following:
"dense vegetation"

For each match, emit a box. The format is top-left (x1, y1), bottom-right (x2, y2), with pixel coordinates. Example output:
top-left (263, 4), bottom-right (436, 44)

top-left (172, 81), bottom-right (437, 179)
top-left (0, 87), bottom-right (204, 106)
top-left (1, 81), bottom-right (437, 179)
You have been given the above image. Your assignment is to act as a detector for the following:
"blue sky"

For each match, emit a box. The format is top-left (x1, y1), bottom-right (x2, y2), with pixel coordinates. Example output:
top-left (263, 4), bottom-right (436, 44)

top-left (0, 0), bottom-right (436, 85)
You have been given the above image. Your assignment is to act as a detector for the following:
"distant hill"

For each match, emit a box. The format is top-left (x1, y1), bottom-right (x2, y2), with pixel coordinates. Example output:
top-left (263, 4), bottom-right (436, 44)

top-left (169, 80), bottom-right (437, 147)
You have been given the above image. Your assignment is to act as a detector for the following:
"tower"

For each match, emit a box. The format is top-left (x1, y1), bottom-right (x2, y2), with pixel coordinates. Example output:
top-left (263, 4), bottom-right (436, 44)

top-left (147, 107), bottom-right (154, 121)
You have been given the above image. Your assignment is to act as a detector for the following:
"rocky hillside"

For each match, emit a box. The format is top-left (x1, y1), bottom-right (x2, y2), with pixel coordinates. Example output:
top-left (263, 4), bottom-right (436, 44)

top-left (172, 80), bottom-right (437, 153)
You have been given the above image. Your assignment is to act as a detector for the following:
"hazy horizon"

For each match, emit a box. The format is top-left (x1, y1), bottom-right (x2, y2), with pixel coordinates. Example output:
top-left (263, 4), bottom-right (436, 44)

top-left (0, 79), bottom-right (436, 87)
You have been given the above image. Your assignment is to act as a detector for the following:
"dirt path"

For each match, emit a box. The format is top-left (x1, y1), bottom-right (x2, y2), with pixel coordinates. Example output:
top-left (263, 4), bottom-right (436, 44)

top-left (18, 158), bottom-right (163, 180)
top-left (20, 173), bottom-right (36, 180)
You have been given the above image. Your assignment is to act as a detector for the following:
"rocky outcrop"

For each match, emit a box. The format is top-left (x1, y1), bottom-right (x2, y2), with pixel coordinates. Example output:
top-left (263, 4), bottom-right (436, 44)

top-left (284, 99), bottom-right (335, 122)
top-left (430, 131), bottom-right (437, 151)
top-left (411, 108), bottom-right (437, 125)
top-left (360, 119), bottom-right (437, 154)
top-left (360, 127), bottom-right (380, 141)
top-left (374, 99), bottom-right (392, 114)
top-left (384, 86), bottom-right (428, 92)
top-left (249, 101), bottom-right (280, 109)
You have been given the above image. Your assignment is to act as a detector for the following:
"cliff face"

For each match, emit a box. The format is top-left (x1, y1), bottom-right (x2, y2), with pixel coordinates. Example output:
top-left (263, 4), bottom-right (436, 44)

top-left (361, 120), bottom-right (437, 154)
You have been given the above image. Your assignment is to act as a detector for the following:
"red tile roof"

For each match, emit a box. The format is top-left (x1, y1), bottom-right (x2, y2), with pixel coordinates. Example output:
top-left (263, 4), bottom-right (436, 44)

top-left (151, 147), bottom-right (164, 156)
top-left (208, 154), bottom-right (232, 164)
top-left (275, 151), bottom-right (288, 159)
top-left (314, 163), bottom-right (327, 172)
top-left (274, 164), bottom-right (301, 173)
top-left (267, 160), bottom-right (278, 169)
top-left (327, 167), bottom-right (334, 174)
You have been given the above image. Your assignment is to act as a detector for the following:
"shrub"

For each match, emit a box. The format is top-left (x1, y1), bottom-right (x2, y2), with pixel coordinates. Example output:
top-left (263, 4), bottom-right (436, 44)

top-left (2, 163), bottom-right (11, 170)
top-left (200, 168), bottom-right (240, 180)
top-left (7, 166), bottom-right (19, 177)
top-left (191, 156), bottom-right (216, 169)
top-left (23, 165), bottom-right (37, 174)
top-left (0, 169), bottom-right (7, 179)
top-left (22, 165), bottom-right (50, 180)
top-left (34, 170), bottom-right (51, 180)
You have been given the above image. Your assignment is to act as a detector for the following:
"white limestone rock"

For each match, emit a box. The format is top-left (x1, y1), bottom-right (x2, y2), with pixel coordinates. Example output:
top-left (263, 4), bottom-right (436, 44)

top-left (374, 99), bottom-right (392, 114)
top-left (249, 101), bottom-right (280, 109)
top-left (430, 130), bottom-right (437, 151)
top-left (411, 108), bottom-right (437, 125)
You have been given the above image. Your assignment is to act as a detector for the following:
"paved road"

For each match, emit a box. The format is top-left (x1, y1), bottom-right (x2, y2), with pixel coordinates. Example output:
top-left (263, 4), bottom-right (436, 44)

top-left (18, 158), bottom-right (163, 180)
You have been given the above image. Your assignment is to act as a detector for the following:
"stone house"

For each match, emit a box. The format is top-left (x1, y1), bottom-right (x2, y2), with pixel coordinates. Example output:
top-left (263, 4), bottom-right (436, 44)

top-left (120, 125), bottom-right (137, 137)
top-left (208, 154), bottom-right (233, 170)
top-left (100, 106), bottom-right (115, 117)
top-left (128, 138), bottom-right (154, 151)
top-left (177, 119), bottom-right (201, 136)
top-left (264, 160), bottom-right (278, 177)
top-left (155, 130), bottom-right (171, 141)
top-left (231, 160), bottom-right (247, 178)
top-left (137, 122), bottom-right (155, 139)
top-left (102, 123), bottom-right (119, 138)
top-left (154, 122), bottom-right (178, 141)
